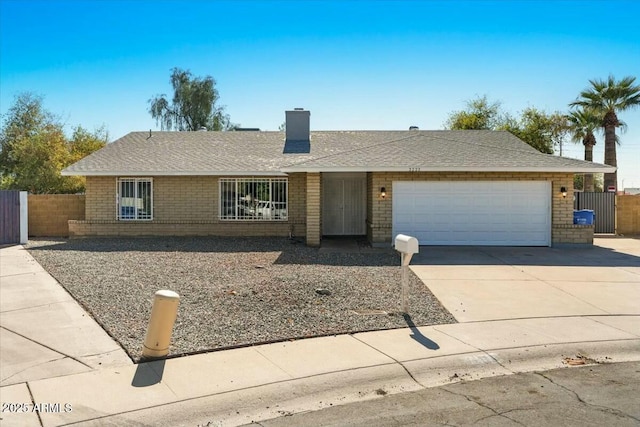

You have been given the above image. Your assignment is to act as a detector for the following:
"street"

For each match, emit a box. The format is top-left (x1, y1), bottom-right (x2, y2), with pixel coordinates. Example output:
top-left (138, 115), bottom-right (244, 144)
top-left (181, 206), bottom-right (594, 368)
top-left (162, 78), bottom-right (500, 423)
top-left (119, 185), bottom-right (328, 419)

top-left (246, 361), bottom-right (640, 427)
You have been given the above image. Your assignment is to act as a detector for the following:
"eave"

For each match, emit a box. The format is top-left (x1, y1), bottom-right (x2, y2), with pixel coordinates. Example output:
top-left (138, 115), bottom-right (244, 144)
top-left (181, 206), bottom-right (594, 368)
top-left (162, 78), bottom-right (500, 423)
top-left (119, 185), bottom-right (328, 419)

top-left (61, 170), bottom-right (289, 177)
top-left (279, 166), bottom-right (617, 173)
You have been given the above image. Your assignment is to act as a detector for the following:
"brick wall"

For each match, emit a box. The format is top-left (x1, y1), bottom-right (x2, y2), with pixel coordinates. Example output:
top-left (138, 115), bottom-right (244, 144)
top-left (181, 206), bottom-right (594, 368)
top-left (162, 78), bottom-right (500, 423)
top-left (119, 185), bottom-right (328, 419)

top-left (85, 176), bottom-right (116, 221)
top-left (29, 194), bottom-right (85, 237)
top-left (617, 195), bottom-right (640, 235)
top-left (74, 172), bottom-right (592, 246)
top-left (305, 173), bottom-right (321, 246)
top-left (71, 175), bottom-right (306, 238)
top-left (367, 171), bottom-right (587, 246)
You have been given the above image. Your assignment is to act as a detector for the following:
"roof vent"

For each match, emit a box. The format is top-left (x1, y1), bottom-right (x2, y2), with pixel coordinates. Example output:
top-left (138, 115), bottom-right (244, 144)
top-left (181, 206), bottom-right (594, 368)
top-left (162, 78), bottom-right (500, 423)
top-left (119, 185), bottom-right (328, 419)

top-left (409, 126), bottom-right (419, 130)
top-left (199, 126), bottom-right (207, 131)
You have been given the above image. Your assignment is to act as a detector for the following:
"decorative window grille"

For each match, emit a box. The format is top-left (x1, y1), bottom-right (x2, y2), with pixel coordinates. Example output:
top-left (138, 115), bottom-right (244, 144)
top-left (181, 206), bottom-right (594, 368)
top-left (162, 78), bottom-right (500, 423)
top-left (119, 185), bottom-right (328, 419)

top-left (117, 178), bottom-right (153, 220)
top-left (220, 178), bottom-right (288, 221)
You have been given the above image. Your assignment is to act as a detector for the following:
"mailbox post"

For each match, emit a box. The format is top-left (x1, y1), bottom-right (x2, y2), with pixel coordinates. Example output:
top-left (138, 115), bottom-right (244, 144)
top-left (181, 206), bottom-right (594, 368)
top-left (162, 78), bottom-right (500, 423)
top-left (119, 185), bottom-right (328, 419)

top-left (394, 234), bottom-right (419, 313)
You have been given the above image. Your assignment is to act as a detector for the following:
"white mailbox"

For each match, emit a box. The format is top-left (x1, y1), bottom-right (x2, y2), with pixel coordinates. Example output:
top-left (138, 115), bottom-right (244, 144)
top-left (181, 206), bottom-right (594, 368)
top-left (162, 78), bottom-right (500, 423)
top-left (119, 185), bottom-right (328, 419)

top-left (395, 234), bottom-right (419, 254)
top-left (394, 234), bottom-right (419, 313)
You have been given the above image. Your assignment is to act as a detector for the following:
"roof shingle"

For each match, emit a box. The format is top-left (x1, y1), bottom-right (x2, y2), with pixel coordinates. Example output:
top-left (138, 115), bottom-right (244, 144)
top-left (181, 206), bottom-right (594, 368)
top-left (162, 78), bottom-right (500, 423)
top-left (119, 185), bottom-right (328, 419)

top-left (62, 130), bottom-right (615, 176)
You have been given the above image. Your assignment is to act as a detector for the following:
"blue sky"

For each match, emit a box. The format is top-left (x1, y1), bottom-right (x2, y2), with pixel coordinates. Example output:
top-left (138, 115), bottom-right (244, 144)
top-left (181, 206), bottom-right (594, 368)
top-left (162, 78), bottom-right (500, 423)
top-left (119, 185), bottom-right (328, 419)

top-left (2, 0), bottom-right (639, 187)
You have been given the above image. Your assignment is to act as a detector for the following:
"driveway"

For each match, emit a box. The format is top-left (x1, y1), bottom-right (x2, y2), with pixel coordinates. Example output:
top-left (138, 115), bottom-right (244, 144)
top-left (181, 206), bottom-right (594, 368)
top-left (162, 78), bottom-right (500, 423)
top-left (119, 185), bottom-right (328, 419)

top-left (410, 237), bottom-right (640, 322)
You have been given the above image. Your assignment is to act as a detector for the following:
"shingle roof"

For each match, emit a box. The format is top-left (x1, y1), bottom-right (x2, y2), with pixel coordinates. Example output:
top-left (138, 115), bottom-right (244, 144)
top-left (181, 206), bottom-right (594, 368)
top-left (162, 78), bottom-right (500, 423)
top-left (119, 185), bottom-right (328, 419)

top-left (62, 130), bottom-right (615, 176)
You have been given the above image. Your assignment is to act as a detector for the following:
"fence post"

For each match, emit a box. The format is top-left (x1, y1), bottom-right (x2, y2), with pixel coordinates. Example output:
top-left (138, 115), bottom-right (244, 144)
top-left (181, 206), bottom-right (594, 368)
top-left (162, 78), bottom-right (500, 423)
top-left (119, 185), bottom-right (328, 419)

top-left (19, 191), bottom-right (28, 244)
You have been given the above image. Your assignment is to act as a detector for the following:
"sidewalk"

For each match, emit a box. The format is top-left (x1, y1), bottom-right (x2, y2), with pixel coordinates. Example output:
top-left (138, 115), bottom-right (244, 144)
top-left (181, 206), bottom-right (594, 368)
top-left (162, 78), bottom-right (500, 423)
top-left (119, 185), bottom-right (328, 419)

top-left (1, 241), bottom-right (639, 427)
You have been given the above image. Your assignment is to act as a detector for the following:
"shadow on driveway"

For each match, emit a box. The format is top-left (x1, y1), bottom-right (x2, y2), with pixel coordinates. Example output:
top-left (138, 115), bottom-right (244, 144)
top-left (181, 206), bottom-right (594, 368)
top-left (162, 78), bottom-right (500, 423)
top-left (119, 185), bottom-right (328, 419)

top-left (411, 243), bottom-right (640, 268)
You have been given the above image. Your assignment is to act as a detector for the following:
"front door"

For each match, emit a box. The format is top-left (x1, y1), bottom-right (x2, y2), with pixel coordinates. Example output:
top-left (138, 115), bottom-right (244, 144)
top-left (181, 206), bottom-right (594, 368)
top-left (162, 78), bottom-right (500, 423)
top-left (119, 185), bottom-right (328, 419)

top-left (322, 173), bottom-right (366, 235)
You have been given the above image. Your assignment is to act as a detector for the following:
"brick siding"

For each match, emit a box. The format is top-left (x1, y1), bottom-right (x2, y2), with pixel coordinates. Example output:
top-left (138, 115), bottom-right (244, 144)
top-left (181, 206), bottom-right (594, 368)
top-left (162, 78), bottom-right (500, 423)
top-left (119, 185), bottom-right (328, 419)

top-left (305, 173), bottom-right (321, 246)
top-left (71, 175), bottom-right (306, 238)
top-left (74, 172), bottom-right (590, 246)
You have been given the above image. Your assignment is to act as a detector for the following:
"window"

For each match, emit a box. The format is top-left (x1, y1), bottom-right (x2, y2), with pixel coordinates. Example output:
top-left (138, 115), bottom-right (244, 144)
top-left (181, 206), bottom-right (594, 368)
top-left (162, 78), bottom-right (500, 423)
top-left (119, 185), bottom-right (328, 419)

top-left (117, 178), bottom-right (153, 220)
top-left (220, 178), bottom-right (287, 220)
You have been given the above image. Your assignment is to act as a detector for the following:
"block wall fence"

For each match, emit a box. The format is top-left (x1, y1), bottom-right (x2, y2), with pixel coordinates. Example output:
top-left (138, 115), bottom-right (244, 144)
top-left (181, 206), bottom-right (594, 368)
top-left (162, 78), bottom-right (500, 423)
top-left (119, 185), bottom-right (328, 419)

top-left (28, 194), bottom-right (85, 237)
top-left (617, 195), bottom-right (640, 235)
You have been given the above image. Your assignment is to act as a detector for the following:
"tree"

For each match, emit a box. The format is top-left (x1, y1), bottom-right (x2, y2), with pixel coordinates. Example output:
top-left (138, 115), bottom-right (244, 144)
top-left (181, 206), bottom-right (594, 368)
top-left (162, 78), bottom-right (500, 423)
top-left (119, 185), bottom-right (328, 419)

top-left (69, 125), bottom-right (108, 163)
top-left (574, 173), bottom-right (603, 192)
top-left (498, 108), bottom-right (569, 155)
top-left (444, 95), bottom-right (503, 130)
top-left (570, 75), bottom-right (640, 190)
top-left (444, 96), bottom-right (568, 154)
top-left (0, 93), bottom-right (107, 193)
top-left (148, 68), bottom-right (231, 131)
top-left (566, 108), bottom-right (601, 191)
top-left (64, 125), bottom-right (108, 192)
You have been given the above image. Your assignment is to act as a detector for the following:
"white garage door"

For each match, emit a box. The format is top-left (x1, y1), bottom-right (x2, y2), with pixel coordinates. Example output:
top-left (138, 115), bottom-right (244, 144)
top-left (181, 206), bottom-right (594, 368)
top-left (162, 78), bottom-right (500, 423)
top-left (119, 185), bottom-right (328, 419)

top-left (393, 181), bottom-right (551, 246)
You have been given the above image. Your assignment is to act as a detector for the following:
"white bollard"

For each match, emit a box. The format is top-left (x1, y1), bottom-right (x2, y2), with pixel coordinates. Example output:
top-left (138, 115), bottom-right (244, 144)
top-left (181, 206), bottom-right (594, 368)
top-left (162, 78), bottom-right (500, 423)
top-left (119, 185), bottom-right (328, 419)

top-left (142, 290), bottom-right (180, 359)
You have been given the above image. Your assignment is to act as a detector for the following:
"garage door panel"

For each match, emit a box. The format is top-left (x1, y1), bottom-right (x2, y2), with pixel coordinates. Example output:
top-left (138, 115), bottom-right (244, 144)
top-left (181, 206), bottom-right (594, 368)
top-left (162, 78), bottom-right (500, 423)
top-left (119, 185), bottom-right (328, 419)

top-left (392, 181), bottom-right (550, 246)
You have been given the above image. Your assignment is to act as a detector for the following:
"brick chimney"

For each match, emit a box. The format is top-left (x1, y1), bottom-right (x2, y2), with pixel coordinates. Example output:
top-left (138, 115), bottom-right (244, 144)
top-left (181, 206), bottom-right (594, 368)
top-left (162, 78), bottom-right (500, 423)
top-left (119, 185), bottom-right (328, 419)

top-left (285, 108), bottom-right (310, 142)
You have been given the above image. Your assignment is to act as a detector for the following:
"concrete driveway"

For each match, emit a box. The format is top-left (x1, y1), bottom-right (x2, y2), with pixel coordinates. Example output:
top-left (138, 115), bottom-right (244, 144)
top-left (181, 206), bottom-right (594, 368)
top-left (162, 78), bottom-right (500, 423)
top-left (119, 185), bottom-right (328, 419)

top-left (410, 237), bottom-right (640, 322)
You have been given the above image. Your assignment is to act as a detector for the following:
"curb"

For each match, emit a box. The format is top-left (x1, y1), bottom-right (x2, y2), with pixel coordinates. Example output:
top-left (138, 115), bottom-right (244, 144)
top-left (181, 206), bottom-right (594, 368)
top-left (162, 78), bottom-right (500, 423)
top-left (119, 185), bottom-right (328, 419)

top-left (54, 339), bottom-right (640, 427)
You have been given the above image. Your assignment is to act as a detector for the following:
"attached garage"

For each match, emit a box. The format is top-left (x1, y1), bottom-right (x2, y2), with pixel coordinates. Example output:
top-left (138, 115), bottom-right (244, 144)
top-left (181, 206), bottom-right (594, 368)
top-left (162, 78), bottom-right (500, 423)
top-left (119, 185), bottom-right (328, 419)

top-left (392, 181), bottom-right (551, 246)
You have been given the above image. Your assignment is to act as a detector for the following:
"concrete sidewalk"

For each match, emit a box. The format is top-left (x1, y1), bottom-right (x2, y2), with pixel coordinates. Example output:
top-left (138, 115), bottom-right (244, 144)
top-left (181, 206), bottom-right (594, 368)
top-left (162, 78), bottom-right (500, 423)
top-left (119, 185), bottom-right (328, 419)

top-left (0, 245), bottom-right (131, 386)
top-left (1, 245), bottom-right (131, 426)
top-left (1, 239), bottom-right (639, 427)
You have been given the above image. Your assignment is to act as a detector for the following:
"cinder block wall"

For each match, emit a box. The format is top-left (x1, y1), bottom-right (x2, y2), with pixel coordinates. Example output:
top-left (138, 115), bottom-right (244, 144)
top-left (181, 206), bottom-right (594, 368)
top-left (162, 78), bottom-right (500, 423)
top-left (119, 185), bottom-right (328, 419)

top-left (28, 194), bottom-right (85, 237)
top-left (70, 175), bottom-right (306, 237)
top-left (617, 195), bottom-right (640, 235)
top-left (367, 172), bottom-right (589, 246)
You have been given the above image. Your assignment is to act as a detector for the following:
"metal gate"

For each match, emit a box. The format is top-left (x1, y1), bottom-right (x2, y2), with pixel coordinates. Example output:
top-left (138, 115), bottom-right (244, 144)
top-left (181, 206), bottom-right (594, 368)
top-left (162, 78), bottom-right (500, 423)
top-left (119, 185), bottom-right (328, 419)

top-left (0, 190), bottom-right (21, 244)
top-left (574, 192), bottom-right (615, 234)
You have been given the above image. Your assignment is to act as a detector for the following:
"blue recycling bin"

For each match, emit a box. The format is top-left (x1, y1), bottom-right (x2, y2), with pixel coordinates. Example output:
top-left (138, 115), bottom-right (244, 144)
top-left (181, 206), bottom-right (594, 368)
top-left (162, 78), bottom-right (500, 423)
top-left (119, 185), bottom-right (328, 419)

top-left (573, 209), bottom-right (595, 225)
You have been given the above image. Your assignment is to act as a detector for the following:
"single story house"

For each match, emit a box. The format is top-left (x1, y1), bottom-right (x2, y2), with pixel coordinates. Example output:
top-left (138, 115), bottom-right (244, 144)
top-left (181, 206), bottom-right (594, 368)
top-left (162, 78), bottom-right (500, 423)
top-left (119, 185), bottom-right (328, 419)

top-left (62, 109), bottom-right (615, 247)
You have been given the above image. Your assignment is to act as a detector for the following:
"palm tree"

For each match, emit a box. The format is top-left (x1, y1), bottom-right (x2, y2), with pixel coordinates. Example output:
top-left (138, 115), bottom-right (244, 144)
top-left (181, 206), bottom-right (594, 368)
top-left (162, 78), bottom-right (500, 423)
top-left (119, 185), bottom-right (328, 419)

top-left (570, 75), bottom-right (640, 191)
top-left (567, 108), bottom-right (601, 191)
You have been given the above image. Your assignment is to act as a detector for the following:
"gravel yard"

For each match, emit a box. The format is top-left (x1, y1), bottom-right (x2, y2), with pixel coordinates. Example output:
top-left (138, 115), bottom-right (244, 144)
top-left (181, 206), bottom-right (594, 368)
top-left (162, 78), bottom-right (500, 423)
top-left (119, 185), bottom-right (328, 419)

top-left (27, 237), bottom-right (456, 361)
